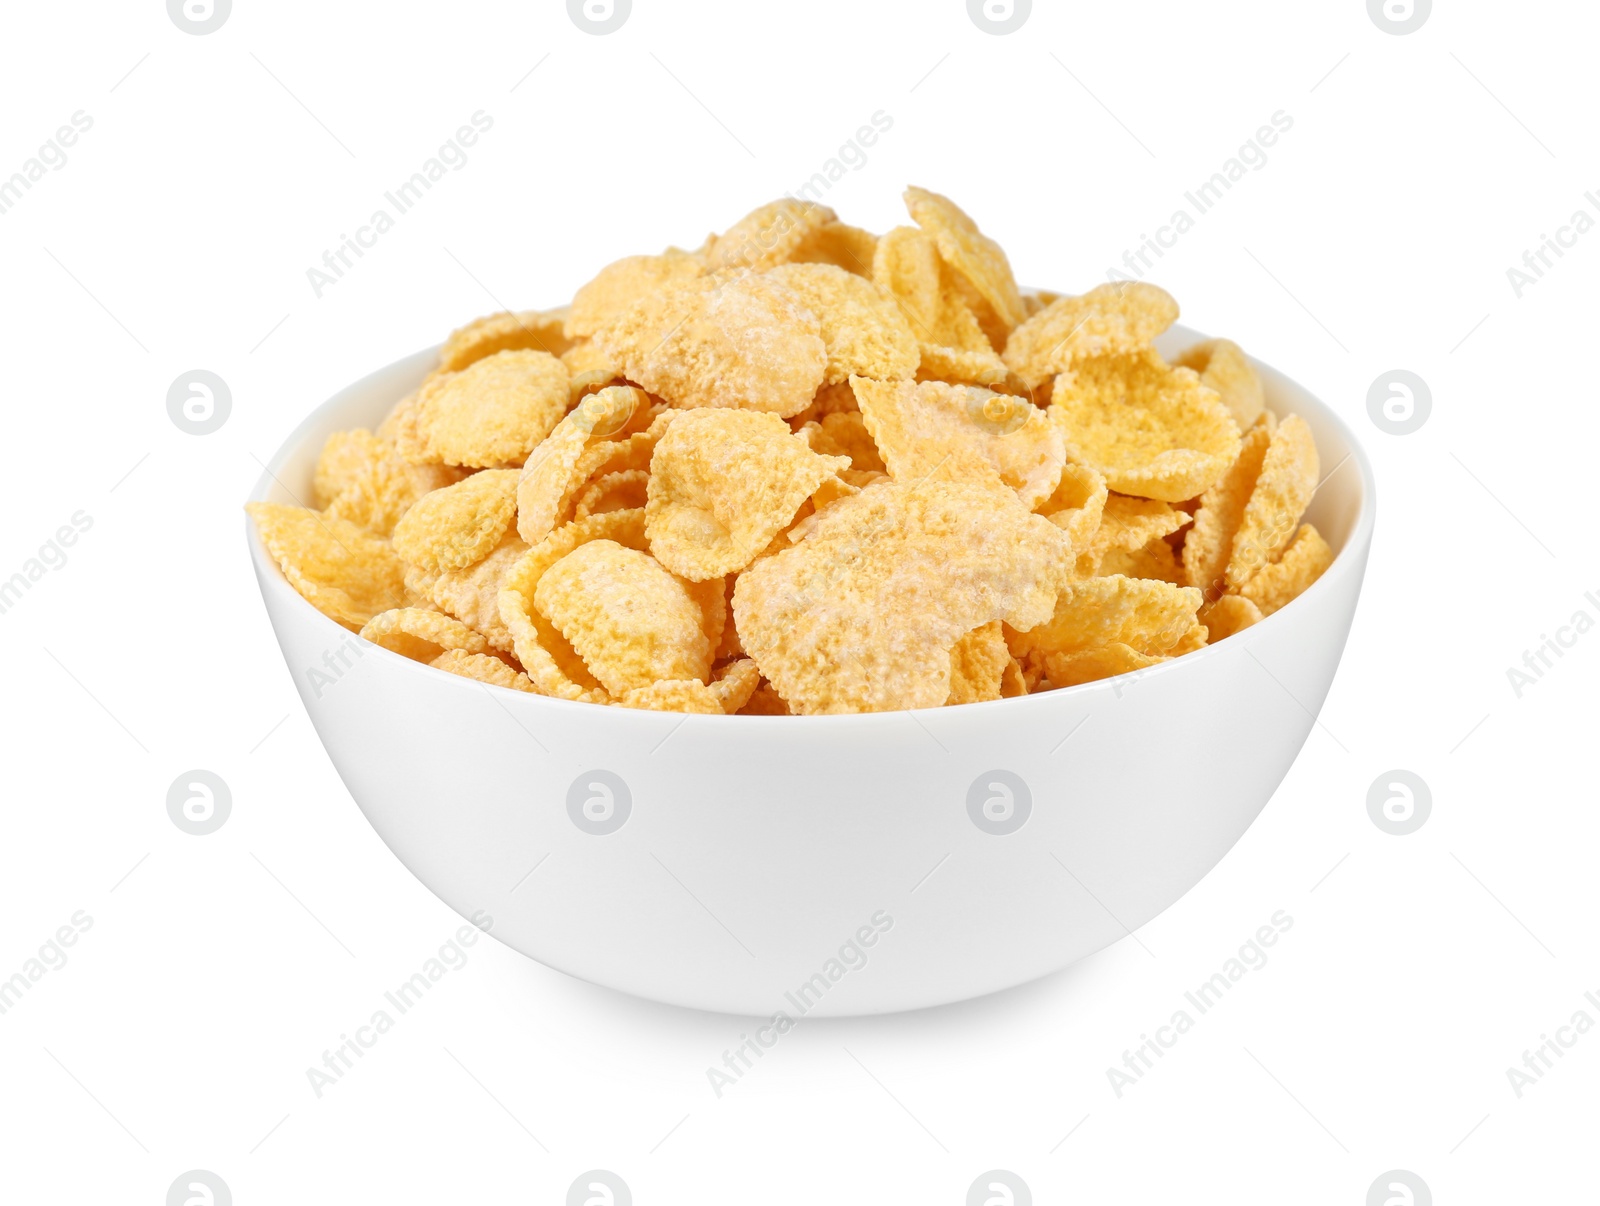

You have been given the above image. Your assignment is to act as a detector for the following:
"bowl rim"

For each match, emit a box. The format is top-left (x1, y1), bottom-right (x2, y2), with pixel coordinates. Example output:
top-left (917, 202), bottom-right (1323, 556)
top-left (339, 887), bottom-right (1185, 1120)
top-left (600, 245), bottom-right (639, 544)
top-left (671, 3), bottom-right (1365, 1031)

top-left (246, 332), bottom-right (1376, 723)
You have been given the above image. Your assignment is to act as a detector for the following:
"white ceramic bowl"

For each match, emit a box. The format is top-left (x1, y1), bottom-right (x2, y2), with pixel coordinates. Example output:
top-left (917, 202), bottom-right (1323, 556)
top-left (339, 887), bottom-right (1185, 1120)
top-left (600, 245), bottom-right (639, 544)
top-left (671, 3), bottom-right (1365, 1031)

top-left (248, 326), bottom-right (1374, 1017)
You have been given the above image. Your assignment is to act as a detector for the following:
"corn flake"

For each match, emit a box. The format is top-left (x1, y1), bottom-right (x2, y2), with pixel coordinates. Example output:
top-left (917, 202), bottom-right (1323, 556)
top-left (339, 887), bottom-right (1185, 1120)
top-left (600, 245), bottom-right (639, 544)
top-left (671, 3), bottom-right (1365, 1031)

top-left (429, 648), bottom-right (538, 692)
top-left (392, 469), bottom-right (520, 573)
top-left (618, 679), bottom-right (724, 713)
top-left (574, 469), bottom-right (650, 519)
top-left (516, 386), bottom-right (647, 545)
top-left (535, 538), bottom-right (712, 695)
top-left (739, 680), bottom-right (792, 715)
top-left (791, 220), bottom-right (879, 276)
top-left (733, 480), bottom-right (1071, 713)
top-left (852, 377), bottom-right (1065, 510)
top-left (406, 532), bottom-right (527, 653)
top-left (1238, 523), bottom-right (1333, 615)
top-left (402, 349), bottom-right (569, 468)
top-left (903, 186), bottom-right (1026, 332)
top-left (360, 607), bottom-right (491, 662)
top-left (247, 502), bottom-right (409, 628)
top-left (567, 252), bottom-right (705, 339)
top-left (646, 409), bottom-right (849, 581)
top-left (313, 429), bottom-right (459, 537)
top-left (707, 199), bottom-right (836, 271)
top-left (1092, 494), bottom-right (1191, 555)
top-left (946, 621), bottom-right (1011, 705)
top-left (499, 510), bottom-right (648, 703)
top-left (872, 226), bottom-right (1007, 385)
top-left (439, 308), bottom-right (573, 372)
top-left (1013, 574), bottom-right (1201, 659)
top-left (764, 262), bottom-right (918, 384)
top-left (709, 657), bottom-right (761, 713)
top-left (798, 410), bottom-right (886, 473)
top-left (1050, 351), bottom-right (1241, 502)
top-left (1174, 338), bottom-right (1265, 431)
top-left (1037, 462), bottom-right (1109, 567)
top-left (1198, 594), bottom-right (1263, 642)
top-left (1044, 642), bottom-right (1166, 689)
top-left (1003, 282), bottom-right (1179, 387)
top-left (593, 272), bottom-right (826, 417)
top-left (1225, 415), bottom-right (1319, 589)
top-left (560, 339), bottom-right (621, 386)
top-left (1095, 537), bottom-right (1184, 583)
top-left (1181, 421), bottom-right (1272, 598)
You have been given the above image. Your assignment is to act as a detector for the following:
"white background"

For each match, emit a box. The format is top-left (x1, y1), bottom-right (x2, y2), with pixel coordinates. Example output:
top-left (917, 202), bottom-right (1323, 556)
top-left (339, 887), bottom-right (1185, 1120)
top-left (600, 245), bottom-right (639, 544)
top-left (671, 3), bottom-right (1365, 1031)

top-left (1, 0), bottom-right (1595, 1201)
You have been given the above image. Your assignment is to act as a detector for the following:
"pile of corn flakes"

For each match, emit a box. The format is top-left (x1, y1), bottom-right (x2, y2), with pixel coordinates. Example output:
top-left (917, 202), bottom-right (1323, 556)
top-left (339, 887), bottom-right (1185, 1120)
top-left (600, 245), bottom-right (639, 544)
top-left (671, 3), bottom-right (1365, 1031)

top-left (249, 188), bottom-right (1334, 715)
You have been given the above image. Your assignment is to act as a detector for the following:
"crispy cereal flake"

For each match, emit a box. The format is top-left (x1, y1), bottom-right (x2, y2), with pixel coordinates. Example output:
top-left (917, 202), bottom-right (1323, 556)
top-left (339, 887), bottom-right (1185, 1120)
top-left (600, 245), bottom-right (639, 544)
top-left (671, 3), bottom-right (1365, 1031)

top-left (798, 410), bottom-right (886, 473)
top-left (248, 502), bottom-right (409, 628)
top-left (1238, 523), bottom-right (1332, 615)
top-left (535, 539), bottom-right (713, 695)
top-left (313, 429), bottom-right (458, 537)
top-left (903, 186), bottom-right (1026, 331)
top-left (1003, 282), bottom-right (1179, 387)
top-left (439, 308), bottom-right (573, 372)
top-left (1095, 537), bottom-right (1184, 583)
top-left (406, 532), bottom-right (527, 653)
top-left (946, 621), bottom-right (1012, 705)
top-left (567, 252), bottom-right (705, 340)
top-left (619, 679), bottom-right (725, 713)
top-left (1044, 642), bottom-right (1166, 689)
top-left (574, 469), bottom-right (650, 519)
top-left (764, 263), bottom-right (918, 384)
top-left (733, 480), bottom-right (1072, 713)
top-left (429, 648), bottom-right (537, 692)
top-left (392, 469), bottom-right (520, 573)
top-left (515, 386), bottom-right (647, 545)
top-left (791, 220), bottom-right (879, 275)
top-left (1050, 351), bottom-right (1241, 502)
top-left (852, 377), bottom-right (1065, 509)
top-left (708, 657), bottom-right (761, 713)
top-left (1037, 462), bottom-right (1110, 568)
top-left (1182, 421), bottom-right (1273, 599)
top-left (646, 408), bottom-right (849, 581)
top-left (499, 510), bottom-right (649, 703)
top-left (1092, 494), bottom-right (1191, 555)
top-left (1225, 415), bottom-right (1319, 589)
top-left (360, 608), bottom-right (491, 662)
top-left (707, 199), bottom-right (836, 271)
top-left (1013, 574), bottom-right (1202, 659)
top-left (1173, 338), bottom-right (1265, 431)
top-left (403, 349), bottom-right (569, 468)
top-left (593, 272), bottom-right (827, 417)
top-left (872, 225), bottom-right (1007, 385)
top-left (1198, 594), bottom-right (1263, 642)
